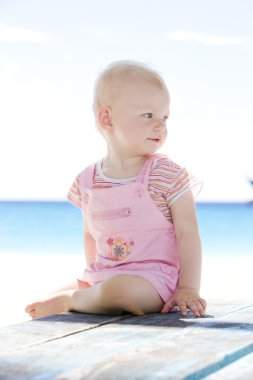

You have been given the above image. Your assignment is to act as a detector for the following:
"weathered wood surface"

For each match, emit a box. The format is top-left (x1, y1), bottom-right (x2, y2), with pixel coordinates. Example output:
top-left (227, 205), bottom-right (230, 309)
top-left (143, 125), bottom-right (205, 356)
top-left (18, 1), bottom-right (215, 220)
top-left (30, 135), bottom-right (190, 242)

top-left (0, 300), bottom-right (252, 380)
top-left (0, 313), bottom-right (132, 353)
top-left (204, 352), bottom-right (253, 380)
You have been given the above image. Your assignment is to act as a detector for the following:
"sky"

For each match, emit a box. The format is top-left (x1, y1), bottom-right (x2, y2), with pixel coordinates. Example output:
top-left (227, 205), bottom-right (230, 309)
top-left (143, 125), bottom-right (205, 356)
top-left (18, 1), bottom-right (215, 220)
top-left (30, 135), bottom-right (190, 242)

top-left (0, 0), bottom-right (252, 202)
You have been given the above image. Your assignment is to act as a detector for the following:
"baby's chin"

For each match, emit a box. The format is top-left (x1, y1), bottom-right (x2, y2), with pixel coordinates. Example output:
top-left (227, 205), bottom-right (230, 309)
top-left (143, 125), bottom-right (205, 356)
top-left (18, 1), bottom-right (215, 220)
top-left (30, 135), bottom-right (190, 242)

top-left (145, 138), bottom-right (165, 151)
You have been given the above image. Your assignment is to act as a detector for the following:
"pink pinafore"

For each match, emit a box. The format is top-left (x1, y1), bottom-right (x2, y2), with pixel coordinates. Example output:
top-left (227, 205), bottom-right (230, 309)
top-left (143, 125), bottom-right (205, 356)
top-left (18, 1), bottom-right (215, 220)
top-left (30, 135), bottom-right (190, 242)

top-left (78, 154), bottom-right (179, 303)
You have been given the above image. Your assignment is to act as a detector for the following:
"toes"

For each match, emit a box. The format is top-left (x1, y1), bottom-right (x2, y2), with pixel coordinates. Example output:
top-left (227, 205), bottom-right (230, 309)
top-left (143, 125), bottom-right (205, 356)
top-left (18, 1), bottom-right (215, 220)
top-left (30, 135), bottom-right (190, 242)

top-left (25, 305), bottom-right (33, 313)
top-left (29, 311), bottom-right (36, 319)
top-left (27, 307), bottom-right (41, 319)
top-left (25, 304), bottom-right (35, 313)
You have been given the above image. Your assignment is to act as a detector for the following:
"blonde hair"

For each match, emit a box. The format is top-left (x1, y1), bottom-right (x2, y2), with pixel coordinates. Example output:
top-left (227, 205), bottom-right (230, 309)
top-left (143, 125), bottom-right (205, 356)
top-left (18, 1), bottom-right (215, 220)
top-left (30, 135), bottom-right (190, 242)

top-left (93, 60), bottom-right (168, 127)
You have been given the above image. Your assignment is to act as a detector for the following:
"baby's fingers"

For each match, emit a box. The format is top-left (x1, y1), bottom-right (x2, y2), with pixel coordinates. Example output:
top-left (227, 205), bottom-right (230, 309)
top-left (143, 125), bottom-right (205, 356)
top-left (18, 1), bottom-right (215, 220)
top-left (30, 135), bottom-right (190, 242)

top-left (161, 299), bottom-right (175, 314)
top-left (187, 300), bottom-right (206, 317)
top-left (187, 301), bottom-right (201, 317)
top-left (179, 302), bottom-right (188, 317)
top-left (199, 298), bottom-right (207, 312)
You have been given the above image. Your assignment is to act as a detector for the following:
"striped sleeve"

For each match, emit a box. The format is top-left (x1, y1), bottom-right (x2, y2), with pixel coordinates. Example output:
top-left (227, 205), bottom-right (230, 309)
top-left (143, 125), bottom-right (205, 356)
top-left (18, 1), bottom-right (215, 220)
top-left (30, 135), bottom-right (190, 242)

top-left (66, 175), bottom-right (82, 209)
top-left (149, 157), bottom-right (203, 207)
top-left (166, 167), bottom-right (203, 206)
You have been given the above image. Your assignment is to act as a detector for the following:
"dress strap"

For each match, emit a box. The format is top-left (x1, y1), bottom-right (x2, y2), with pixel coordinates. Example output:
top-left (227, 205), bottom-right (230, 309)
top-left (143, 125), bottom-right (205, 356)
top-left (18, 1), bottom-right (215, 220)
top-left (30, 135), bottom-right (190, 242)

top-left (136, 154), bottom-right (157, 188)
top-left (79, 163), bottom-right (96, 191)
top-left (136, 153), bottom-right (167, 188)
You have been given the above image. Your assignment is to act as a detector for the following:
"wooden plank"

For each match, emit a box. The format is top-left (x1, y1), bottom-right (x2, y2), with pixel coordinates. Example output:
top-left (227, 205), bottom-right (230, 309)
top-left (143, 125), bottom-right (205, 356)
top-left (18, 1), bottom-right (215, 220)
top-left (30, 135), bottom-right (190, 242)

top-left (0, 313), bottom-right (133, 353)
top-left (204, 352), bottom-right (253, 379)
top-left (0, 299), bottom-right (247, 353)
top-left (0, 301), bottom-right (252, 380)
top-left (55, 305), bottom-right (253, 380)
top-left (198, 299), bottom-right (253, 317)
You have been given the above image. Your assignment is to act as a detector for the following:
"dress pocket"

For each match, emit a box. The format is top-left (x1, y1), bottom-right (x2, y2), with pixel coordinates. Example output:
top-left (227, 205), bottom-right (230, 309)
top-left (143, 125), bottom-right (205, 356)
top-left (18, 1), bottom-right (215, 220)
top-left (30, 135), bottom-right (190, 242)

top-left (92, 207), bottom-right (132, 221)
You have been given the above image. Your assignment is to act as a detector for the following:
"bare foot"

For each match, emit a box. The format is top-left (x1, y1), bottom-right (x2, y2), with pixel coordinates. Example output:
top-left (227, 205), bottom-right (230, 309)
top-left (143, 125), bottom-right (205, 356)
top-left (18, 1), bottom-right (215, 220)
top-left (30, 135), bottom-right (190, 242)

top-left (25, 290), bottom-right (75, 319)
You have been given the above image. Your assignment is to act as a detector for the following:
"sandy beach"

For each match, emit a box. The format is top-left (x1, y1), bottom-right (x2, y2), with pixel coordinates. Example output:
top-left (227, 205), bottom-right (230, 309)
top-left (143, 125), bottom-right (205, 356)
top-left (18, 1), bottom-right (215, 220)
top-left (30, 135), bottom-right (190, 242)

top-left (0, 252), bottom-right (252, 328)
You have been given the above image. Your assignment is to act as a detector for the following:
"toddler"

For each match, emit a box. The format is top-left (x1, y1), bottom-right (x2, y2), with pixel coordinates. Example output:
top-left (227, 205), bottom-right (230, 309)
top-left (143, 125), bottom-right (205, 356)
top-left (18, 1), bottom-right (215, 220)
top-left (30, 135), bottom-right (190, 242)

top-left (26, 61), bottom-right (206, 319)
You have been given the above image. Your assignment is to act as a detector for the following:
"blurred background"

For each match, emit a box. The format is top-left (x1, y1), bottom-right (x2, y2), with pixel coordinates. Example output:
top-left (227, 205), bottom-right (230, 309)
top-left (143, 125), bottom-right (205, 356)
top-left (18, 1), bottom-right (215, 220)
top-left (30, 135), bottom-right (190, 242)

top-left (0, 0), bottom-right (252, 325)
top-left (0, 0), bottom-right (253, 202)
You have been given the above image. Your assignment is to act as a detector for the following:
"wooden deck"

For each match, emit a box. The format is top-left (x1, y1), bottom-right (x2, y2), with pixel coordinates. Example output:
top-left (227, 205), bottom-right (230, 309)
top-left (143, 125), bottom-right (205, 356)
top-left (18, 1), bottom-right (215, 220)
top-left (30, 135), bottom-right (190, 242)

top-left (0, 300), bottom-right (253, 379)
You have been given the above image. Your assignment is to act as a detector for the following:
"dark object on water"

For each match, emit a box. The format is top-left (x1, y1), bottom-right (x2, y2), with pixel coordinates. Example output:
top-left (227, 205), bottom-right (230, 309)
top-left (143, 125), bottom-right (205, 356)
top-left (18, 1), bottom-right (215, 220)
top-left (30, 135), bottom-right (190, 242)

top-left (247, 178), bottom-right (253, 204)
top-left (248, 179), bottom-right (253, 204)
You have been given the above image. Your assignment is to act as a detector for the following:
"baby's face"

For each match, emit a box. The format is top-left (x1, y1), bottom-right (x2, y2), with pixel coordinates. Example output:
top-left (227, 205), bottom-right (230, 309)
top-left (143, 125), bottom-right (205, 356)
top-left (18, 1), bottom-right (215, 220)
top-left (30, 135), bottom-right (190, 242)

top-left (110, 79), bottom-right (170, 156)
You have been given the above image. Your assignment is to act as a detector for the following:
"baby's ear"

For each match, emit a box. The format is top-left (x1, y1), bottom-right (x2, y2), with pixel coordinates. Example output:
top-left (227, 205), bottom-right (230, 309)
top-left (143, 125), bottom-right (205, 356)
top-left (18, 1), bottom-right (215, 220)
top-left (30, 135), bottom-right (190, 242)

top-left (98, 107), bottom-right (113, 131)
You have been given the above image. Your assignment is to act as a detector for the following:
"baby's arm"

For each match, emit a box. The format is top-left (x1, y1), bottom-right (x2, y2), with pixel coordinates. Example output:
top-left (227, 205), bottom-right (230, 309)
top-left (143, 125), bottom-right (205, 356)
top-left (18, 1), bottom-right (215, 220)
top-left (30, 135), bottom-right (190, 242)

top-left (161, 190), bottom-right (206, 317)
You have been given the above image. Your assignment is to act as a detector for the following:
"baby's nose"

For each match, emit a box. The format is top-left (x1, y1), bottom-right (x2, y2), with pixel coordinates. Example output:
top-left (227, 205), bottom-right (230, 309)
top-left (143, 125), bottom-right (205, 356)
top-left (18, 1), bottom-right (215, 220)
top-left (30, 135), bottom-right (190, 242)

top-left (154, 118), bottom-right (166, 130)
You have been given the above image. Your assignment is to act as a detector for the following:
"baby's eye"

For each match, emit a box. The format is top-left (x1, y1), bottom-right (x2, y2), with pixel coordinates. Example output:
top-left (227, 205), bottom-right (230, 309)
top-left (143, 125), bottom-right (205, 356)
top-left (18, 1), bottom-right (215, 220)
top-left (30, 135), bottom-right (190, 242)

top-left (143, 113), bottom-right (153, 118)
top-left (163, 115), bottom-right (169, 121)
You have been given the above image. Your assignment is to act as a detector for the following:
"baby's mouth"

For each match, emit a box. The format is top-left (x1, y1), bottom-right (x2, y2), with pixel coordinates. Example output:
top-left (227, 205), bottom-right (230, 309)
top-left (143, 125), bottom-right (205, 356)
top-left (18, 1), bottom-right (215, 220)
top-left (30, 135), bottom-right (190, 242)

top-left (148, 138), bottom-right (161, 142)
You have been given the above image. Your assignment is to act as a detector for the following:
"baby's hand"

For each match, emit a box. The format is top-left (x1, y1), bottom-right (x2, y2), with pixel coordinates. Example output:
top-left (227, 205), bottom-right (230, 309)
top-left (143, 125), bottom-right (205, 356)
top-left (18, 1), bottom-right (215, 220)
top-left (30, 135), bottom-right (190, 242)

top-left (161, 287), bottom-right (206, 317)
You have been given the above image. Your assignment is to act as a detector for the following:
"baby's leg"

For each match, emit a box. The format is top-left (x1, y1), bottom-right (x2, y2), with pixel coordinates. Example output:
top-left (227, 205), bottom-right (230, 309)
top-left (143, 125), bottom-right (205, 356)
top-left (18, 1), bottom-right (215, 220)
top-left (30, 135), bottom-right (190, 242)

top-left (25, 280), bottom-right (90, 319)
top-left (25, 290), bottom-right (75, 319)
top-left (73, 274), bottom-right (164, 316)
top-left (26, 275), bottom-right (163, 319)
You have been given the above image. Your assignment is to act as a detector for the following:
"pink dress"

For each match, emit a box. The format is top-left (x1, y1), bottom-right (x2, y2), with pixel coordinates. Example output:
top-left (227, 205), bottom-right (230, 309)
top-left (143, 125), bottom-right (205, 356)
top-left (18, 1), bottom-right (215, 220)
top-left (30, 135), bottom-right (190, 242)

top-left (77, 154), bottom-right (180, 303)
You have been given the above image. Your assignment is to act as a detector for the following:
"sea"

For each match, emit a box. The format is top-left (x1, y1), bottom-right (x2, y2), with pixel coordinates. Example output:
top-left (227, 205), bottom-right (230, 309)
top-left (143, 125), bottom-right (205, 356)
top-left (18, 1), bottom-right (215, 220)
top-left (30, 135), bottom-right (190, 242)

top-left (0, 201), bottom-right (252, 257)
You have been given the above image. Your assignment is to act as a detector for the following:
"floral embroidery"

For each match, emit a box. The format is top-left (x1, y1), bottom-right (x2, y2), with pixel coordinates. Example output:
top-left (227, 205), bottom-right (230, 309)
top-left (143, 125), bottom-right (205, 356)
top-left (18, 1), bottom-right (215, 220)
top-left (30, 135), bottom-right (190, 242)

top-left (106, 237), bottom-right (114, 246)
top-left (106, 236), bottom-right (134, 261)
top-left (113, 245), bottom-right (124, 258)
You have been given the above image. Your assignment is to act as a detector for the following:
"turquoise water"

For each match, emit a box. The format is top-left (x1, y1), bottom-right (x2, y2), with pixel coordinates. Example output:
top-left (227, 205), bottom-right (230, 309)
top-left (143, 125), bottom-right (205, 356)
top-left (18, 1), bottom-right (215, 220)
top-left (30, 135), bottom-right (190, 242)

top-left (0, 201), bottom-right (252, 256)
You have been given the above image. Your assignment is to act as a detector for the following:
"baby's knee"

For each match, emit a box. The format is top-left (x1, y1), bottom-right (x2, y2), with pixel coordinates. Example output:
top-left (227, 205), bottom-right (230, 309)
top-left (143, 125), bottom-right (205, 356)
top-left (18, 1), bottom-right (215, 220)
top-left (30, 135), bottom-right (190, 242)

top-left (99, 275), bottom-right (145, 316)
top-left (99, 275), bottom-right (131, 305)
